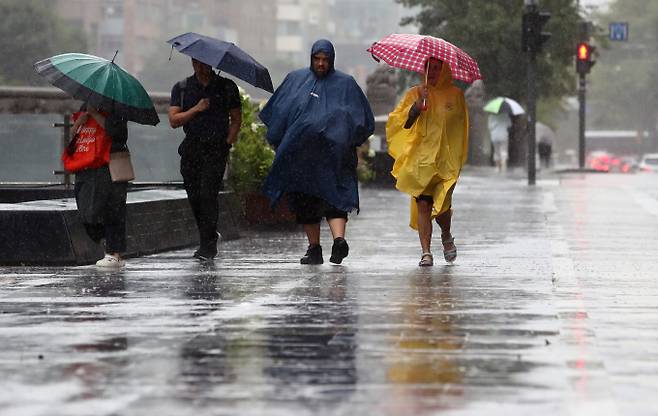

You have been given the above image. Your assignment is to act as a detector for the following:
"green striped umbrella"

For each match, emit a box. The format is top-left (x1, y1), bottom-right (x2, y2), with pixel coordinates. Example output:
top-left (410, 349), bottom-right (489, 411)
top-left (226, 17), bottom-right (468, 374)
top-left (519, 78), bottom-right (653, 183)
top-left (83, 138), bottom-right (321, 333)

top-left (34, 53), bottom-right (159, 125)
top-left (483, 96), bottom-right (525, 116)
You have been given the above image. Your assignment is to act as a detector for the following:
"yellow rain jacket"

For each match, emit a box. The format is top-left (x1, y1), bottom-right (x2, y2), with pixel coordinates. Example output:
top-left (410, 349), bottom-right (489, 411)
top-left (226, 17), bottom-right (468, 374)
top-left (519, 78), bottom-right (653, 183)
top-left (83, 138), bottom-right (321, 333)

top-left (386, 65), bottom-right (469, 229)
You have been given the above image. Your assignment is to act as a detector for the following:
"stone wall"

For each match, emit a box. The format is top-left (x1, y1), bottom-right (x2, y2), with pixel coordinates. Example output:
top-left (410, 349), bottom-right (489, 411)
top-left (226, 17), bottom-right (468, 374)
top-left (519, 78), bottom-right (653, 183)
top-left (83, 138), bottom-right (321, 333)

top-left (0, 86), bottom-right (171, 115)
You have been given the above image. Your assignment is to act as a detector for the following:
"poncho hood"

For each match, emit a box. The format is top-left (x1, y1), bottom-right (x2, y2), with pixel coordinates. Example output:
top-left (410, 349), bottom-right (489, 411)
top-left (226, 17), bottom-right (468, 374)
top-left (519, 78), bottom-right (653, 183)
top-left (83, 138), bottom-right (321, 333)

top-left (310, 39), bottom-right (335, 74)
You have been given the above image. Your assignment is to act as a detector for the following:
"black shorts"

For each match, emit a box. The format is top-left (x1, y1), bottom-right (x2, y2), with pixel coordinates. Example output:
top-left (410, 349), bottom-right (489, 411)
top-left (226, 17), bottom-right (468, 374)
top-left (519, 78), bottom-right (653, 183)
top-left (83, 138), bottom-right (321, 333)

top-left (288, 192), bottom-right (348, 224)
top-left (415, 195), bottom-right (433, 203)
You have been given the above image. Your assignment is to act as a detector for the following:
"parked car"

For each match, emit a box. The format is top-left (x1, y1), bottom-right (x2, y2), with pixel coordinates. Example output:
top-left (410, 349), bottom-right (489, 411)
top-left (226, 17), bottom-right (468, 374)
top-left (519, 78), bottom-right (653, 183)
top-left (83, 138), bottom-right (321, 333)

top-left (639, 153), bottom-right (658, 172)
top-left (618, 156), bottom-right (638, 173)
top-left (587, 151), bottom-right (636, 173)
top-left (587, 151), bottom-right (612, 172)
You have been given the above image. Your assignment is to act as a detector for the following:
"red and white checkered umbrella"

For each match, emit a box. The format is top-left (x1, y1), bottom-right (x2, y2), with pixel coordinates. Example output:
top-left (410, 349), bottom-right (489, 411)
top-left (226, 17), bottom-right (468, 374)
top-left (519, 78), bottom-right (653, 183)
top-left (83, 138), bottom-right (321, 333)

top-left (367, 33), bottom-right (482, 84)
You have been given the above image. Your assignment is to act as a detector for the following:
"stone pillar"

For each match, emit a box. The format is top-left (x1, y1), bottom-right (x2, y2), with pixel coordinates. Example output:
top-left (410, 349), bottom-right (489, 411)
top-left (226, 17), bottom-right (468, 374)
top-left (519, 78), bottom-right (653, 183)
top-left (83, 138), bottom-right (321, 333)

top-left (365, 66), bottom-right (398, 187)
top-left (465, 80), bottom-right (491, 166)
top-left (366, 66), bottom-right (398, 149)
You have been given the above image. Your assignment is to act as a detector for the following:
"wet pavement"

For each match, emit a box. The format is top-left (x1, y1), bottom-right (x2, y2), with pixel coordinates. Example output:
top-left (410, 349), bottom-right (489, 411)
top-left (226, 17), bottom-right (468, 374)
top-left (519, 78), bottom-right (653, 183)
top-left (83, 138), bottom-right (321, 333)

top-left (1, 168), bottom-right (657, 416)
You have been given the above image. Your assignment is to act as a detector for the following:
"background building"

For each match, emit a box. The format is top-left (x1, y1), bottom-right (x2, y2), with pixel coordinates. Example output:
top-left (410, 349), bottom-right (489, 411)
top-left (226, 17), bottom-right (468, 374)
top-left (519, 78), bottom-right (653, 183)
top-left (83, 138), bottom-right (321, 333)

top-left (53, 0), bottom-right (415, 94)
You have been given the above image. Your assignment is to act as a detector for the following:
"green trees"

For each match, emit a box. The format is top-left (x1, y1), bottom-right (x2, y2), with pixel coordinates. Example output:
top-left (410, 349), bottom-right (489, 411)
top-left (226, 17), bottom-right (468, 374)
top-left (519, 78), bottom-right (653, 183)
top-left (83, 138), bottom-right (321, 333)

top-left (397, 0), bottom-right (580, 104)
top-left (589, 0), bottom-right (658, 133)
top-left (0, 0), bottom-right (85, 86)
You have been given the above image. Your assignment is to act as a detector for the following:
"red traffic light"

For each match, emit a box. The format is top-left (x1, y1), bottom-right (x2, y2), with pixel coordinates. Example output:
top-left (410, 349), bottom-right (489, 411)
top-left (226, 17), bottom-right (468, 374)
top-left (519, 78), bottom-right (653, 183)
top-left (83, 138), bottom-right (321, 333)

top-left (577, 43), bottom-right (590, 61)
top-left (576, 42), bottom-right (596, 74)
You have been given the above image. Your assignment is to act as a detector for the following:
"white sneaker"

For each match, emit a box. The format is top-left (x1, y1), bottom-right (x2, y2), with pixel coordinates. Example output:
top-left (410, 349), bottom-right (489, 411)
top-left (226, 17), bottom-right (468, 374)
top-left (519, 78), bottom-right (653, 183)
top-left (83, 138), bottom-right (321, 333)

top-left (95, 254), bottom-right (125, 268)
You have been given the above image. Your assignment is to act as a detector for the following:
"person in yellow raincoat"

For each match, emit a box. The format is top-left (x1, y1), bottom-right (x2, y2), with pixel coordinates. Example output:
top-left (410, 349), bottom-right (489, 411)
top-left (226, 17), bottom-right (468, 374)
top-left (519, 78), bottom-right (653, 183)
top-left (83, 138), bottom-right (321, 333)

top-left (386, 58), bottom-right (469, 266)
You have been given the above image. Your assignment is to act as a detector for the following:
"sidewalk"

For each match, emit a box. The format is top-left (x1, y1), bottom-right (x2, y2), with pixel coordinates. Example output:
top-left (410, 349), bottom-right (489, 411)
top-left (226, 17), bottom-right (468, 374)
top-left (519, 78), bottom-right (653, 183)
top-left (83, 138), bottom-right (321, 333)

top-left (1, 168), bottom-right (657, 416)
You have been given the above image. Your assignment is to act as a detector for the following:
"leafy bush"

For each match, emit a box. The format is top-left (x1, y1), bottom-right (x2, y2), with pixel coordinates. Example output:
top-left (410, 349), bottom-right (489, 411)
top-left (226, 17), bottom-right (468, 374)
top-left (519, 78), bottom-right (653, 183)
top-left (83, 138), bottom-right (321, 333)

top-left (356, 137), bottom-right (376, 184)
top-left (228, 92), bottom-right (274, 193)
top-left (357, 161), bottom-right (376, 183)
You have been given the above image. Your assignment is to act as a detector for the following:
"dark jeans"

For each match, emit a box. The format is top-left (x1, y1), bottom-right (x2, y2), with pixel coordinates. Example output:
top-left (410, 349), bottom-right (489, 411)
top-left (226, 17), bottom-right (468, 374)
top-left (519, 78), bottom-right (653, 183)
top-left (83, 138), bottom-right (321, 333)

top-left (288, 192), bottom-right (348, 224)
top-left (74, 166), bottom-right (127, 253)
top-left (179, 138), bottom-right (230, 253)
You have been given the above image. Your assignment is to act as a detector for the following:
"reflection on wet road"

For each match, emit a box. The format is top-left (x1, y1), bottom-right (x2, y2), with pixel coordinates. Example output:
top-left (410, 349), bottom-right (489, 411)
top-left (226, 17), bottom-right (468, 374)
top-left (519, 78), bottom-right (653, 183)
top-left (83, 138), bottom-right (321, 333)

top-left (2, 171), bottom-right (658, 415)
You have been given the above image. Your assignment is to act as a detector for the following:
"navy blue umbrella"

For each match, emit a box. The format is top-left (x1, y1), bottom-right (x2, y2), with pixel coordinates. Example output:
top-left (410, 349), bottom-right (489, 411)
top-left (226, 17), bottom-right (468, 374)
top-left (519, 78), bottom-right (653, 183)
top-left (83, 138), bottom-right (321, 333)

top-left (167, 32), bottom-right (274, 93)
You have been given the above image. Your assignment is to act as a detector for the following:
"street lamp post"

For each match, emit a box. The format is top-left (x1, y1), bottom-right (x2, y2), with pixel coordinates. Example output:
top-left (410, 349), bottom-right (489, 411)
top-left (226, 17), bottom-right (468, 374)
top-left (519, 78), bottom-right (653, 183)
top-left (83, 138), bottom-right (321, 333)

top-left (522, 0), bottom-right (551, 185)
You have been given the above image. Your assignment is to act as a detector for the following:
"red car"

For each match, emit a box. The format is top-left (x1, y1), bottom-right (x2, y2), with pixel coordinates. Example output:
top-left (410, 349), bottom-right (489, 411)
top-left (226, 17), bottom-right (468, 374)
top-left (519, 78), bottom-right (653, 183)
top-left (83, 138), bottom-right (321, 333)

top-left (587, 151), bottom-right (612, 172)
top-left (587, 151), bottom-right (636, 173)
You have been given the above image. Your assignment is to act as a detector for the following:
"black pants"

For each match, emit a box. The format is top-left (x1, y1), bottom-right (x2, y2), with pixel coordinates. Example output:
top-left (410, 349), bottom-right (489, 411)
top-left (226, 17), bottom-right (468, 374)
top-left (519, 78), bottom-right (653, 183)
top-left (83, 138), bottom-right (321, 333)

top-left (538, 142), bottom-right (552, 168)
top-left (180, 138), bottom-right (230, 253)
top-left (74, 166), bottom-right (128, 253)
top-left (288, 192), bottom-right (348, 224)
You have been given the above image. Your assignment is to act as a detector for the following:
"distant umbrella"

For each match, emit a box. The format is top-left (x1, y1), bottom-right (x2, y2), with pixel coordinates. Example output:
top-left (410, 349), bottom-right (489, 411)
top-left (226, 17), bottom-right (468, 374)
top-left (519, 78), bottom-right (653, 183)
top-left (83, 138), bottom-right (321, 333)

top-left (536, 122), bottom-right (556, 145)
top-left (483, 97), bottom-right (525, 116)
top-left (33, 52), bottom-right (159, 125)
top-left (167, 32), bottom-right (274, 93)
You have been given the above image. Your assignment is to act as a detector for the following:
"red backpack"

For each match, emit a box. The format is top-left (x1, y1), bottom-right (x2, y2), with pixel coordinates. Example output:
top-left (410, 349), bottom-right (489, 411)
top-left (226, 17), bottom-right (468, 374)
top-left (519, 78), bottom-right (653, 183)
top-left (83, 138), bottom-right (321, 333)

top-left (62, 111), bottom-right (112, 173)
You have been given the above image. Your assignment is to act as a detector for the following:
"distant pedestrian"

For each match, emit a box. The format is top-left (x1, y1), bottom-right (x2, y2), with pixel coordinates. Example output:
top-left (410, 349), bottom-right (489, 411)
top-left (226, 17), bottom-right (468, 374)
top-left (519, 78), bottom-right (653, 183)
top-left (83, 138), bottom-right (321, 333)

top-left (71, 104), bottom-right (129, 268)
top-left (168, 58), bottom-right (242, 261)
top-left (537, 122), bottom-right (555, 169)
top-left (259, 39), bottom-right (374, 265)
top-left (488, 112), bottom-right (511, 172)
top-left (386, 58), bottom-right (469, 266)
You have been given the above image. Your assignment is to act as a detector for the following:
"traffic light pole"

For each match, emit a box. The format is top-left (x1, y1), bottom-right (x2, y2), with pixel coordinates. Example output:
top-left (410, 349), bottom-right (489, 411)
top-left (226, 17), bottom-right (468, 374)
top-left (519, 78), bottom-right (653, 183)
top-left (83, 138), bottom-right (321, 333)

top-left (527, 49), bottom-right (537, 185)
top-left (523, 1), bottom-right (550, 185)
top-left (576, 20), bottom-right (595, 169)
top-left (578, 73), bottom-right (586, 169)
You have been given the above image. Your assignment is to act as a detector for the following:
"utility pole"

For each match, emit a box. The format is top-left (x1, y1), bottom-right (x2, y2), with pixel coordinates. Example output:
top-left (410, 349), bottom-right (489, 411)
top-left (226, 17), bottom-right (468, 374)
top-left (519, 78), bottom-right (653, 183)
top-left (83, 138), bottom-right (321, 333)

top-left (522, 0), bottom-right (551, 185)
top-left (527, 38), bottom-right (537, 185)
top-left (578, 61), bottom-right (586, 169)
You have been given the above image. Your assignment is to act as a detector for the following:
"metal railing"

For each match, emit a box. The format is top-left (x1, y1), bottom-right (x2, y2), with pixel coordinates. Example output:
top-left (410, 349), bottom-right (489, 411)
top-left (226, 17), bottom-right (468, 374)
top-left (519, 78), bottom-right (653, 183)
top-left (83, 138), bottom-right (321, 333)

top-left (1, 86), bottom-right (173, 188)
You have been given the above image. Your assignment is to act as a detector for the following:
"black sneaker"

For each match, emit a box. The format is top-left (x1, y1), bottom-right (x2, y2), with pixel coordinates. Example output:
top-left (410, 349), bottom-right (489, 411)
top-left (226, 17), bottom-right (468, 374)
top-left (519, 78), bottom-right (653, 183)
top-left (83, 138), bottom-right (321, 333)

top-left (194, 249), bottom-right (216, 261)
top-left (194, 232), bottom-right (219, 261)
top-left (330, 237), bottom-right (349, 264)
top-left (300, 244), bottom-right (323, 265)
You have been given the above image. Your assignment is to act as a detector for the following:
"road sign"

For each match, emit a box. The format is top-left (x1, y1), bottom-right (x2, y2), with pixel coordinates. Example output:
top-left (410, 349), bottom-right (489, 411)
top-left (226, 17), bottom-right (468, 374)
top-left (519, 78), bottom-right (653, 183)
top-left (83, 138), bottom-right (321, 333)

top-left (609, 22), bottom-right (629, 41)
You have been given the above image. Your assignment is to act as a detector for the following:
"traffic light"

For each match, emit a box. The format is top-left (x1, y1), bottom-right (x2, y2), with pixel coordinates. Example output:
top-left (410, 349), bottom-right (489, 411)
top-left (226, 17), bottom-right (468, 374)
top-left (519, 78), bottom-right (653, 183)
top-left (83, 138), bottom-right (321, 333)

top-left (522, 9), bottom-right (552, 53)
top-left (576, 42), bottom-right (596, 74)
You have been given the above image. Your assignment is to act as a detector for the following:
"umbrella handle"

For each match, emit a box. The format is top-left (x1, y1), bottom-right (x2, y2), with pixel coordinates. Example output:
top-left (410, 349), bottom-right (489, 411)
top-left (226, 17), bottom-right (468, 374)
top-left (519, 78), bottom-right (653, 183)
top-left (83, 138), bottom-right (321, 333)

top-left (420, 65), bottom-right (428, 111)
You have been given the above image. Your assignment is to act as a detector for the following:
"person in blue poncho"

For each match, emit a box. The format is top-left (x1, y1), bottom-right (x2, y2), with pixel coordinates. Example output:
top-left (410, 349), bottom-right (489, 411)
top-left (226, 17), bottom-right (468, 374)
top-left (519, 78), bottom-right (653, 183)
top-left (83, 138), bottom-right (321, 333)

top-left (259, 39), bottom-right (374, 265)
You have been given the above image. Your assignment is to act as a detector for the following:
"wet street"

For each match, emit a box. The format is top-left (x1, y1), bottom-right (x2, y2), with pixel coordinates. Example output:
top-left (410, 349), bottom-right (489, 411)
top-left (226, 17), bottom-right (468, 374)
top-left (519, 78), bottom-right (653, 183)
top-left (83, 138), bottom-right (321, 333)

top-left (1, 169), bottom-right (657, 416)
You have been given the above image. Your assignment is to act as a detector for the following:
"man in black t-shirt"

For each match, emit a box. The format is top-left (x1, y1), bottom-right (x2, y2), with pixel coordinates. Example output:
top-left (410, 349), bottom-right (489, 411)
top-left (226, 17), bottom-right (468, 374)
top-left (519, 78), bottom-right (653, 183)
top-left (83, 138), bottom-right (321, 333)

top-left (169, 58), bottom-right (242, 260)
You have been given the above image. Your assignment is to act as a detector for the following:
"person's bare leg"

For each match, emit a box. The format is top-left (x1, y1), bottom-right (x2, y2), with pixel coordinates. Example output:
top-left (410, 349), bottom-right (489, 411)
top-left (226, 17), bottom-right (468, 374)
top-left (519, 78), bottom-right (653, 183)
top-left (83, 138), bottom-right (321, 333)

top-left (300, 223), bottom-right (323, 264)
top-left (327, 218), bottom-right (346, 239)
top-left (327, 218), bottom-right (349, 264)
top-left (303, 223), bottom-right (321, 246)
top-left (417, 200), bottom-right (433, 254)
top-left (436, 209), bottom-right (456, 252)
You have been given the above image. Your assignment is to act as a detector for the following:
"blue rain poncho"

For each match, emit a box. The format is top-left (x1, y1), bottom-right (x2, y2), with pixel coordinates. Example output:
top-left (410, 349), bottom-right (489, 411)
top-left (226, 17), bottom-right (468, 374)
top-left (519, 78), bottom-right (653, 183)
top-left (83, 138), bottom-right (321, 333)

top-left (259, 39), bottom-right (375, 212)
